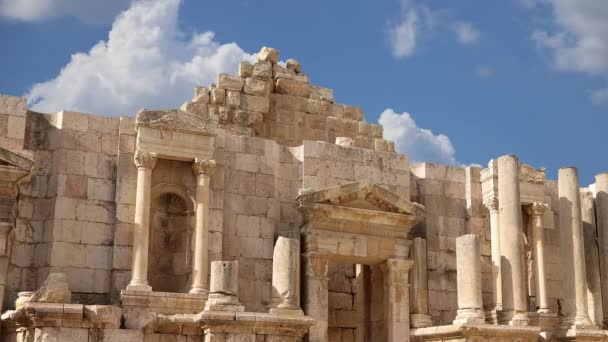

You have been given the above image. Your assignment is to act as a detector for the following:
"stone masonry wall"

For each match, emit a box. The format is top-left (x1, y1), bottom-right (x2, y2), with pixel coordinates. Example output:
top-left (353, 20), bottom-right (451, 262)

top-left (179, 47), bottom-right (395, 152)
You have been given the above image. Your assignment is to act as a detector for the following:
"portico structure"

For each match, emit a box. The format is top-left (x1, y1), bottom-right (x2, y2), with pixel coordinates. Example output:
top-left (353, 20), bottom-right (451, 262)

top-left (481, 156), bottom-right (555, 326)
top-left (121, 109), bottom-right (218, 317)
top-left (296, 180), bottom-right (425, 342)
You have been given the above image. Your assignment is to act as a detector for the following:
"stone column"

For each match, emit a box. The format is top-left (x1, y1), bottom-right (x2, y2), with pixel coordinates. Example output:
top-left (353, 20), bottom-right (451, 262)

top-left (204, 260), bottom-right (244, 311)
top-left (596, 172), bottom-right (608, 328)
top-left (485, 197), bottom-right (502, 312)
top-left (382, 259), bottom-right (414, 342)
top-left (410, 238), bottom-right (432, 328)
top-left (454, 234), bottom-right (485, 324)
top-left (190, 158), bottom-right (216, 295)
top-left (558, 167), bottom-right (593, 328)
top-left (496, 154), bottom-right (527, 325)
top-left (527, 202), bottom-right (550, 313)
top-left (581, 189), bottom-right (603, 326)
top-left (269, 236), bottom-right (303, 315)
top-left (303, 253), bottom-right (330, 342)
top-left (127, 151), bottom-right (157, 291)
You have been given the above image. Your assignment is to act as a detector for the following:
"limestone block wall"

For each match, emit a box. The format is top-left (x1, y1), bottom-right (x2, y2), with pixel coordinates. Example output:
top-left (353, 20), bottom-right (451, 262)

top-left (42, 111), bottom-right (119, 304)
top-left (0, 97), bottom-right (49, 310)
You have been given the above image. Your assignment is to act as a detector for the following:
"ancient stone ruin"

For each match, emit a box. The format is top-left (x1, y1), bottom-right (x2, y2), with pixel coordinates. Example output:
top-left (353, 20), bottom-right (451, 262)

top-left (0, 46), bottom-right (607, 341)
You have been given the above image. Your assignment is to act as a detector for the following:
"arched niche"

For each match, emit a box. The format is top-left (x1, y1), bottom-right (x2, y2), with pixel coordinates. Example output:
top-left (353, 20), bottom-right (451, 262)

top-left (148, 183), bottom-right (195, 293)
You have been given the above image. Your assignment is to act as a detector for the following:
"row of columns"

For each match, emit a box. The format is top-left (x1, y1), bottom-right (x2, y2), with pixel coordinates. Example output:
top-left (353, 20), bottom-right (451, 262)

top-left (127, 151), bottom-right (216, 296)
top-left (483, 155), bottom-right (607, 330)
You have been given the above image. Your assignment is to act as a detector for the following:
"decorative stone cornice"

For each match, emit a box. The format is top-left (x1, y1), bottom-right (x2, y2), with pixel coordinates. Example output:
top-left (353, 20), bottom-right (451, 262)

top-left (133, 151), bottom-right (158, 169)
top-left (135, 109), bottom-right (217, 135)
top-left (192, 159), bottom-right (216, 176)
top-left (527, 202), bottom-right (548, 217)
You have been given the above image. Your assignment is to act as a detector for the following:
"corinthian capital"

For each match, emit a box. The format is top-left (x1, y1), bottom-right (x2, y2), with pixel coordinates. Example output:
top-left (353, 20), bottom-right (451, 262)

top-left (192, 159), bottom-right (216, 176)
top-left (528, 202), bottom-right (548, 217)
top-left (483, 197), bottom-right (499, 212)
top-left (133, 151), bottom-right (158, 169)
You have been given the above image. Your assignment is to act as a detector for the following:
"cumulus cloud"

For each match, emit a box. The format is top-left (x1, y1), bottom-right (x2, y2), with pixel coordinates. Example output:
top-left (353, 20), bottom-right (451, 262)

top-left (378, 108), bottom-right (459, 165)
top-left (529, 0), bottom-right (608, 103)
top-left (26, 0), bottom-right (254, 117)
top-left (0, 0), bottom-right (131, 23)
top-left (454, 22), bottom-right (480, 45)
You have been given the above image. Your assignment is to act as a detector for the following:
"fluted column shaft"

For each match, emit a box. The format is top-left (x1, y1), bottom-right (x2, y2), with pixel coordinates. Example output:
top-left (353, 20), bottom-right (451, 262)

top-left (486, 198), bottom-right (502, 312)
top-left (127, 151), bottom-right (157, 291)
top-left (190, 159), bottom-right (216, 295)
top-left (558, 167), bottom-right (592, 328)
top-left (528, 202), bottom-right (550, 313)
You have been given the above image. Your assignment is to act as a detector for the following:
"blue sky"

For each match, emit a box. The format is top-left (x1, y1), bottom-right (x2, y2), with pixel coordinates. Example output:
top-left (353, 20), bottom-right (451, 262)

top-left (0, 0), bottom-right (606, 184)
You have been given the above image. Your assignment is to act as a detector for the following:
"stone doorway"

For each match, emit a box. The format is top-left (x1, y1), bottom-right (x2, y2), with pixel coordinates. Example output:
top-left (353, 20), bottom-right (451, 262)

top-left (148, 190), bottom-right (194, 293)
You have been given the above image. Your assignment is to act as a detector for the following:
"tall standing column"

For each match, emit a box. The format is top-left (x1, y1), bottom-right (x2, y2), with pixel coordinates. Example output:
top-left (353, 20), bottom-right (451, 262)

top-left (127, 151), bottom-right (157, 291)
top-left (496, 154), bottom-right (528, 325)
top-left (410, 238), bottom-right (433, 328)
top-left (596, 172), bottom-right (608, 328)
top-left (382, 259), bottom-right (414, 342)
top-left (527, 202), bottom-right (550, 313)
top-left (558, 167), bottom-right (593, 328)
top-left (303, 253), bottom-right (330, 342)
top-left (485, 197), bottom-right (503, 313)
top-left (190, 159), bottom-right (216, 295)
top-left (454, 234), bottom-right (485, 324)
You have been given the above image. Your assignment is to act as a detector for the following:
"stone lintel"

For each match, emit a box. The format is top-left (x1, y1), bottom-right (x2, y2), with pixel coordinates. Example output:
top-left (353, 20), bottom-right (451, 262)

top-left (197, 311), bottom-right (314, 337)
top-left (411, 324), bottom-right (541, 342)
top-left (120, 290), bottom-right (206, 315)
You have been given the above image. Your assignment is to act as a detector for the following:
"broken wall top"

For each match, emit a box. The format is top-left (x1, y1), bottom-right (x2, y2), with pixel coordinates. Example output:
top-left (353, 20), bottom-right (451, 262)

top-left (180, 47), bottom-right (395, 152)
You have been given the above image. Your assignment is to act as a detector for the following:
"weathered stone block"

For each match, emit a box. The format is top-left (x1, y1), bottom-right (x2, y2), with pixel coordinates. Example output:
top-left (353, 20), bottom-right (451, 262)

top-left (240, 94), bottom-right (269, 113)
top-left (218, 73), bottom-right (244, 91)
top-left (274, 78), bottom-right (310, 98)
top-left (244, 77), bottom-right (271, 96)
top-left (252, 61), bottom-right (272, 79)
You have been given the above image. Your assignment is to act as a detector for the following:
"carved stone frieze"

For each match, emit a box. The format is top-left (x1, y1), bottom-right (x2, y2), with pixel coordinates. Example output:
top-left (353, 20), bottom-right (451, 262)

top-left (135, 109), bottom-right (217, 135)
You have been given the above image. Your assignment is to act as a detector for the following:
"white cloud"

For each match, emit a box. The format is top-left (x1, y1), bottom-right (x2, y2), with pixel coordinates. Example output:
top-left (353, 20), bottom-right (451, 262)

top-left (529, 0), bottom-right (608, 103)
top-left (454, 22), bottom-right (480, 45)
top-left (591, 88), bottom-right (608, 105)
top-left (26, 0), bottom-right (255, 117)
top-left (0, 0), bottom-right (131, 23)
top-left (378, 108), bottom-right (459, 165)
top-left (388, 9), bottom-right (419, 58)
top-left (474, 65), bottom-right (495, 78)
top-left (387, 2), bottom-right (481, 58)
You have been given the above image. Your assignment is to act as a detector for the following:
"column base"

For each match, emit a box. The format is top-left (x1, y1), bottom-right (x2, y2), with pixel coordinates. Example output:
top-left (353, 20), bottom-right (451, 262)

top-left (484, 308), bottom-right (500, 324)
top-left (188, 287), bottom-right (209, 297)
top-left (411, 313), bottom-right (433, 328)
top-left (126, 283), bottom-right (152, 291)
top-left (498, 310), bottom-right (528, 326)
top-left (453, 308), bottom-right (486, 324)
top-left (204, 294), bottom-right (244, 312)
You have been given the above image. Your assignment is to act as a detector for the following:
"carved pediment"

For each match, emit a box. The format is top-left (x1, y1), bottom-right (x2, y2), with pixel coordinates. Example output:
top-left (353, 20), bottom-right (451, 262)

top-left (135, 109), bottom-right (218, 135)
top-left (296, 180), bottom-right (425, 217)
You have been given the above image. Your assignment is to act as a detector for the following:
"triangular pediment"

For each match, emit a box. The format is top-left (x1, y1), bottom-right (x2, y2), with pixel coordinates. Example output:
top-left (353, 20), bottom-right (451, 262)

top-left (0, 145), bottom-right (33, 171)
top-left (296, 180), bottom-right (425, 218)
top-left (135, 109), bottom-right (218, 135)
